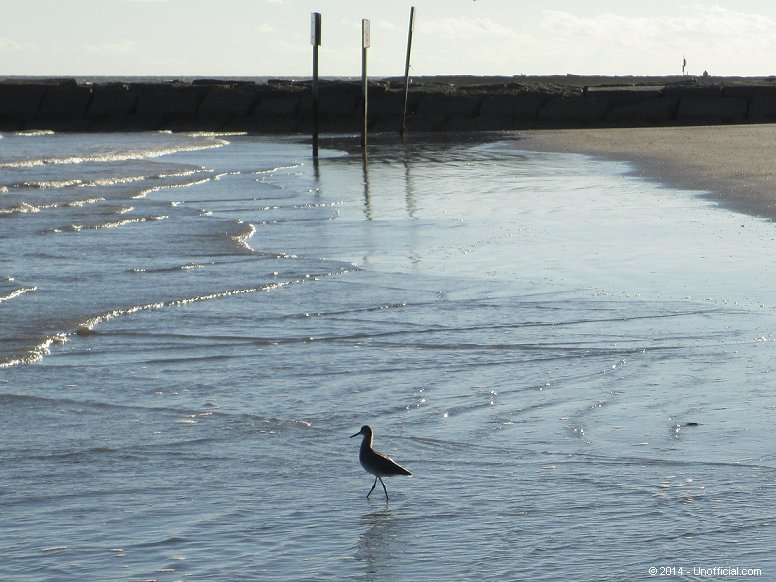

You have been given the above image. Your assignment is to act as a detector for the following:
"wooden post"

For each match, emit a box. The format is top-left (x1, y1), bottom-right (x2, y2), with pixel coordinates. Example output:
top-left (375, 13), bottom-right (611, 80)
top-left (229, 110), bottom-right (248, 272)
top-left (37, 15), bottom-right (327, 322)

top-left (311, 12), bottom-right (322, 157)
top-left (361, 19), bottom-right (370, 151)
top-left (400, 6), bottom-right (415, 139)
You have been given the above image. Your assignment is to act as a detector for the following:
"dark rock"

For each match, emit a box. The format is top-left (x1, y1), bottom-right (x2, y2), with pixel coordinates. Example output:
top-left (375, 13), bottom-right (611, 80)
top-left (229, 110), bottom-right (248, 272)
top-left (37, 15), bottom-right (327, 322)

top-left (319, 80), bottom-right (361, 96)
top-left (133, 83), bottom-right (201, 119)
top-left (538, 95), bottom-right (610, 125)
top-left (298, 115), bottom-right (359, 134)
top-left (26, 117), bottom-right (94, 132)
top-left (87, 84), bottom-right (138, 119)
top-left (0, 83), bottom-right (48, 122)
top-left (255, 95), bottom-right (300, 118)
top-left (237, 115), bottom-right (300, 133)
top-left (416, 93), bottom-right (481, 118)
top-left (38, 84), bottom-right (92, 120)
top-left (663, 85), bottom-right (722, 99)
top-left (192, 78), bottom-right (255, 87)
top-left (300, 93), bottom-right (357, 118)
top-left (405, 113), bottom-right (448, 132)
top-left (677, 96), bottom-right (747, 122)
top-left (607, 96), bottom-right (680, 123)
top-left (749, 94), bottom-right (776, 121)
top-left (92, 114), bottom-right (164, 132)
top-left (10, 76), bottom-right (776, 133)
top-left (480, 92), bottom-right (550, 120)
top-left (722, 85), bottom-right (765, 100)
top-left (162, 115), bottom-right (203, 132)
top-left (367, 88), bottom-right (415, 130)
top-left (444, 114), bottom-right (517, 131)
top-left (587, 86), bottom-right (663, 107)
top-left (199, 86), bottom-right (259, 117)
top-left (189, 114), bottom-right (233, 131)
top-left (89, 114), bottom-right (142, 132)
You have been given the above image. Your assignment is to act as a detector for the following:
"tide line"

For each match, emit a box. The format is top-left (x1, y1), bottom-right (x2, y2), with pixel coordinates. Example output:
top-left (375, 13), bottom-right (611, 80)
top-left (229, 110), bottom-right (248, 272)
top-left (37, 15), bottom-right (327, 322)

top-left (0, 267), bottom-right (355, 369)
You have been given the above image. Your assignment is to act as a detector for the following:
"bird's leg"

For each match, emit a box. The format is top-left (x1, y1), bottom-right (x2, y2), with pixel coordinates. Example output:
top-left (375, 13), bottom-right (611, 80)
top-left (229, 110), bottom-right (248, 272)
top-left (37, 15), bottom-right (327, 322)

top-left (367, 476), bottom-right (378, 498)
top-left (379, 477), bottom-right (389, 500)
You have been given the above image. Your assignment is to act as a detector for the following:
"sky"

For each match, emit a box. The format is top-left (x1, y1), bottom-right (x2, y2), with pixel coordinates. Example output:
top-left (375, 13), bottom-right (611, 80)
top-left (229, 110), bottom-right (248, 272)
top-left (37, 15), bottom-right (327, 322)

top-left (2, 1), bottom-right (776, 78)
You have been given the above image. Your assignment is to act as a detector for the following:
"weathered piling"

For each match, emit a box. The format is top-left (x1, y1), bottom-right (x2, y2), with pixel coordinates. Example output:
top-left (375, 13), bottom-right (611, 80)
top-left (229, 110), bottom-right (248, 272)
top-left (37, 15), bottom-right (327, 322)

top-left (400, 6), bottom-right (416, 139)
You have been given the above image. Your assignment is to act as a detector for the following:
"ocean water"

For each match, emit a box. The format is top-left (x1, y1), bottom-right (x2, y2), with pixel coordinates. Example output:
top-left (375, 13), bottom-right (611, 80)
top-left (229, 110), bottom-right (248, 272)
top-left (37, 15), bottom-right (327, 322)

top-left (1, 130), bottom-right (774, 581)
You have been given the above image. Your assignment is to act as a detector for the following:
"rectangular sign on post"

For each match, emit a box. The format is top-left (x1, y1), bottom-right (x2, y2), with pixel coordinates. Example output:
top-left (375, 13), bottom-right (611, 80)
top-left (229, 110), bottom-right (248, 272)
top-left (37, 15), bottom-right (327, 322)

top-left (362, 19), bottom-right (370, 49)
top-left (311, 12), bottom-right (321, 157)
top-left (311, 12), bottom-right (322, 46)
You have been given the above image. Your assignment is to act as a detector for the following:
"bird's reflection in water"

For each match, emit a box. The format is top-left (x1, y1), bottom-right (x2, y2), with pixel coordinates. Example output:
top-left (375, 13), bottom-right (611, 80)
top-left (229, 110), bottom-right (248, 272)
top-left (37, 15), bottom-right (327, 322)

top-left (355, 505), bottom-right (407, 578)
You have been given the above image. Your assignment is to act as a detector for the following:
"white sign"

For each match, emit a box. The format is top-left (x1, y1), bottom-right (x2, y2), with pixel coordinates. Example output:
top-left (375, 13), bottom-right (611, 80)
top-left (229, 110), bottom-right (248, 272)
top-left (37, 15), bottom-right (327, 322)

top-left (311, 12), bottom-right (321, 46)
top-left (362, 19), bottom-right (370, 49)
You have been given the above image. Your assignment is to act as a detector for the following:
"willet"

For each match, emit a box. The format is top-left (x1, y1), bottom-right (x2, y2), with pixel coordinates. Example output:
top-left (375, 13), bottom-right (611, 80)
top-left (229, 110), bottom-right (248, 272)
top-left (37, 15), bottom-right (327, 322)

top-left (351, 425), bottom-right (411, 500)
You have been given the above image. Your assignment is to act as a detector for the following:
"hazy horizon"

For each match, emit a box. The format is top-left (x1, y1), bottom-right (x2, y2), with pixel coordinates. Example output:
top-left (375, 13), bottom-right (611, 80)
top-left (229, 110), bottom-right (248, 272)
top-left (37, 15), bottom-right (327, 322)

top-left (3, 1), bottom-right (776, 78)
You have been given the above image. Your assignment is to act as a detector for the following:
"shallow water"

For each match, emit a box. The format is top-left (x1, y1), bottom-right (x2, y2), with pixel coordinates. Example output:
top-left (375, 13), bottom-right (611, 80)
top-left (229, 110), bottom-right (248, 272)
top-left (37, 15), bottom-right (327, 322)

top-left (1, 131), bottom-right (774, 580)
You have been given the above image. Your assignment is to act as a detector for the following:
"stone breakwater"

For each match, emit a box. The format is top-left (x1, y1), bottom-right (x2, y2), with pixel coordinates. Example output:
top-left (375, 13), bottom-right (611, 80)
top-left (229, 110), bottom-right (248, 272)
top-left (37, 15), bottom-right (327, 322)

top-left (3, 76), bottom-right (776, 133)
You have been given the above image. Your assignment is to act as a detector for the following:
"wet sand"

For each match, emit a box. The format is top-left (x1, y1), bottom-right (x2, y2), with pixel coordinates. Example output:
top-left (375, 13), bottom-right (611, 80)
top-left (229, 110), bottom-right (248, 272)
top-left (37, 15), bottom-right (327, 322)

top-left (519, 124), bottom-right (776, 219)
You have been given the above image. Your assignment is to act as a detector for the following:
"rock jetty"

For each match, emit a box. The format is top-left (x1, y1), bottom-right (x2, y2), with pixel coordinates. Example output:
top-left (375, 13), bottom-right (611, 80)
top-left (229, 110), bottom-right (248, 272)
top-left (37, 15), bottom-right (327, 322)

top-left (2, 75), bottom-right (776, 133)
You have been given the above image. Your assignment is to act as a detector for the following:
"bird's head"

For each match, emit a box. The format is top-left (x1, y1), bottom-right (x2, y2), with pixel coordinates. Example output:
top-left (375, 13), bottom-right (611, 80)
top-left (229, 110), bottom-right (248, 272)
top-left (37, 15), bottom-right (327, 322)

top-left (351, 425), bottom-right (373, 439)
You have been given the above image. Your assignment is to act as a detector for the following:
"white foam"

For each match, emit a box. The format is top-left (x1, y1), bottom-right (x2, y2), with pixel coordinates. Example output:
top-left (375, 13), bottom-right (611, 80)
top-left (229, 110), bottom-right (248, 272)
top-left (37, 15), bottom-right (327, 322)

top-left (75, 280), bottom-right (297, 334)
top-left (0, 286), bottom-right (37, 302)
top-left (253, 162), bottom-right (303, 175)
top-left (1, 196), bottom-right (106, 216)
top-left (21, 178), bottom-right (85, 189)
top-left (0, 332), bottom-right (68, 368)
top-left (67, 197), bottom-right (106, 207)
top-left (132, 177), bottom-right (212, 199)
top-left (16, 129), bottom-right (55, 137)
top-left (57, 215), bottom-right (169, 231)
top-left (0, 140), bottom-right (228, 169)
top-left (231, 221), bottom-right (257, 252)
top-left (0, 202), bottom-right (42, 215)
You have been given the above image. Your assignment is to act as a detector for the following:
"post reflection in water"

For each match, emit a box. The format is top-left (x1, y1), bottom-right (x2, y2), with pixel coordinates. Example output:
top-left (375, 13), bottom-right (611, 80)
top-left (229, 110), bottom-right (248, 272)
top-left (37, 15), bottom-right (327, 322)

top-left (358, 139), bottom-right (419, 222)
top-left (312, 152), bottom-right (320, 183)
top-left (403, 142), bottom-right (417, 220)
top-left (362, 149), bottom-right (372, 221)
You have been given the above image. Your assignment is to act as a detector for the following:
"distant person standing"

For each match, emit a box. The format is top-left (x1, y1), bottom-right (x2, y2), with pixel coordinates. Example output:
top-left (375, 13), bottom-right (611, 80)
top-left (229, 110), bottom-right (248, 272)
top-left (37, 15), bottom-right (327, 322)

top-left (682, 57), bottom-right (687, 75)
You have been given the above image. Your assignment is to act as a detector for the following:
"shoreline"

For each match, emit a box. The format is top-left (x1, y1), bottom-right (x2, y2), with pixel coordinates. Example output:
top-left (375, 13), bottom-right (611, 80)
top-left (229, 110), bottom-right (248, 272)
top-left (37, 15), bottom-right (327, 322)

top-left (517, 124), bottom-right (776, 220)
top-left (3, 74), bottom-right (776, 221)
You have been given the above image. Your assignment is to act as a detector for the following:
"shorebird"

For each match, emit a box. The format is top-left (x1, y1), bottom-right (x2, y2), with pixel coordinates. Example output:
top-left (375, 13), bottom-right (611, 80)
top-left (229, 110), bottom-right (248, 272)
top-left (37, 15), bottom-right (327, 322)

top-left (351, 425), bottom-right (411, 500)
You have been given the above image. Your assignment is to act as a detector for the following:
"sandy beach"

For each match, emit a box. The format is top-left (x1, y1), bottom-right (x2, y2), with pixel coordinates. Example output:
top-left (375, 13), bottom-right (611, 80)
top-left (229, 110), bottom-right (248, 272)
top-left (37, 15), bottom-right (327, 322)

top-left (520, 124), bottom-right (776, 219)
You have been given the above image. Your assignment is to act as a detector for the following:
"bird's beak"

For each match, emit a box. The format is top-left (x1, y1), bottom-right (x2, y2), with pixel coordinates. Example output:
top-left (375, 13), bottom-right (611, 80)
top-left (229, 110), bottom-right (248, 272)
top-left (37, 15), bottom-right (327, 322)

top-left (350, 431), bottom-right (361, 438)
